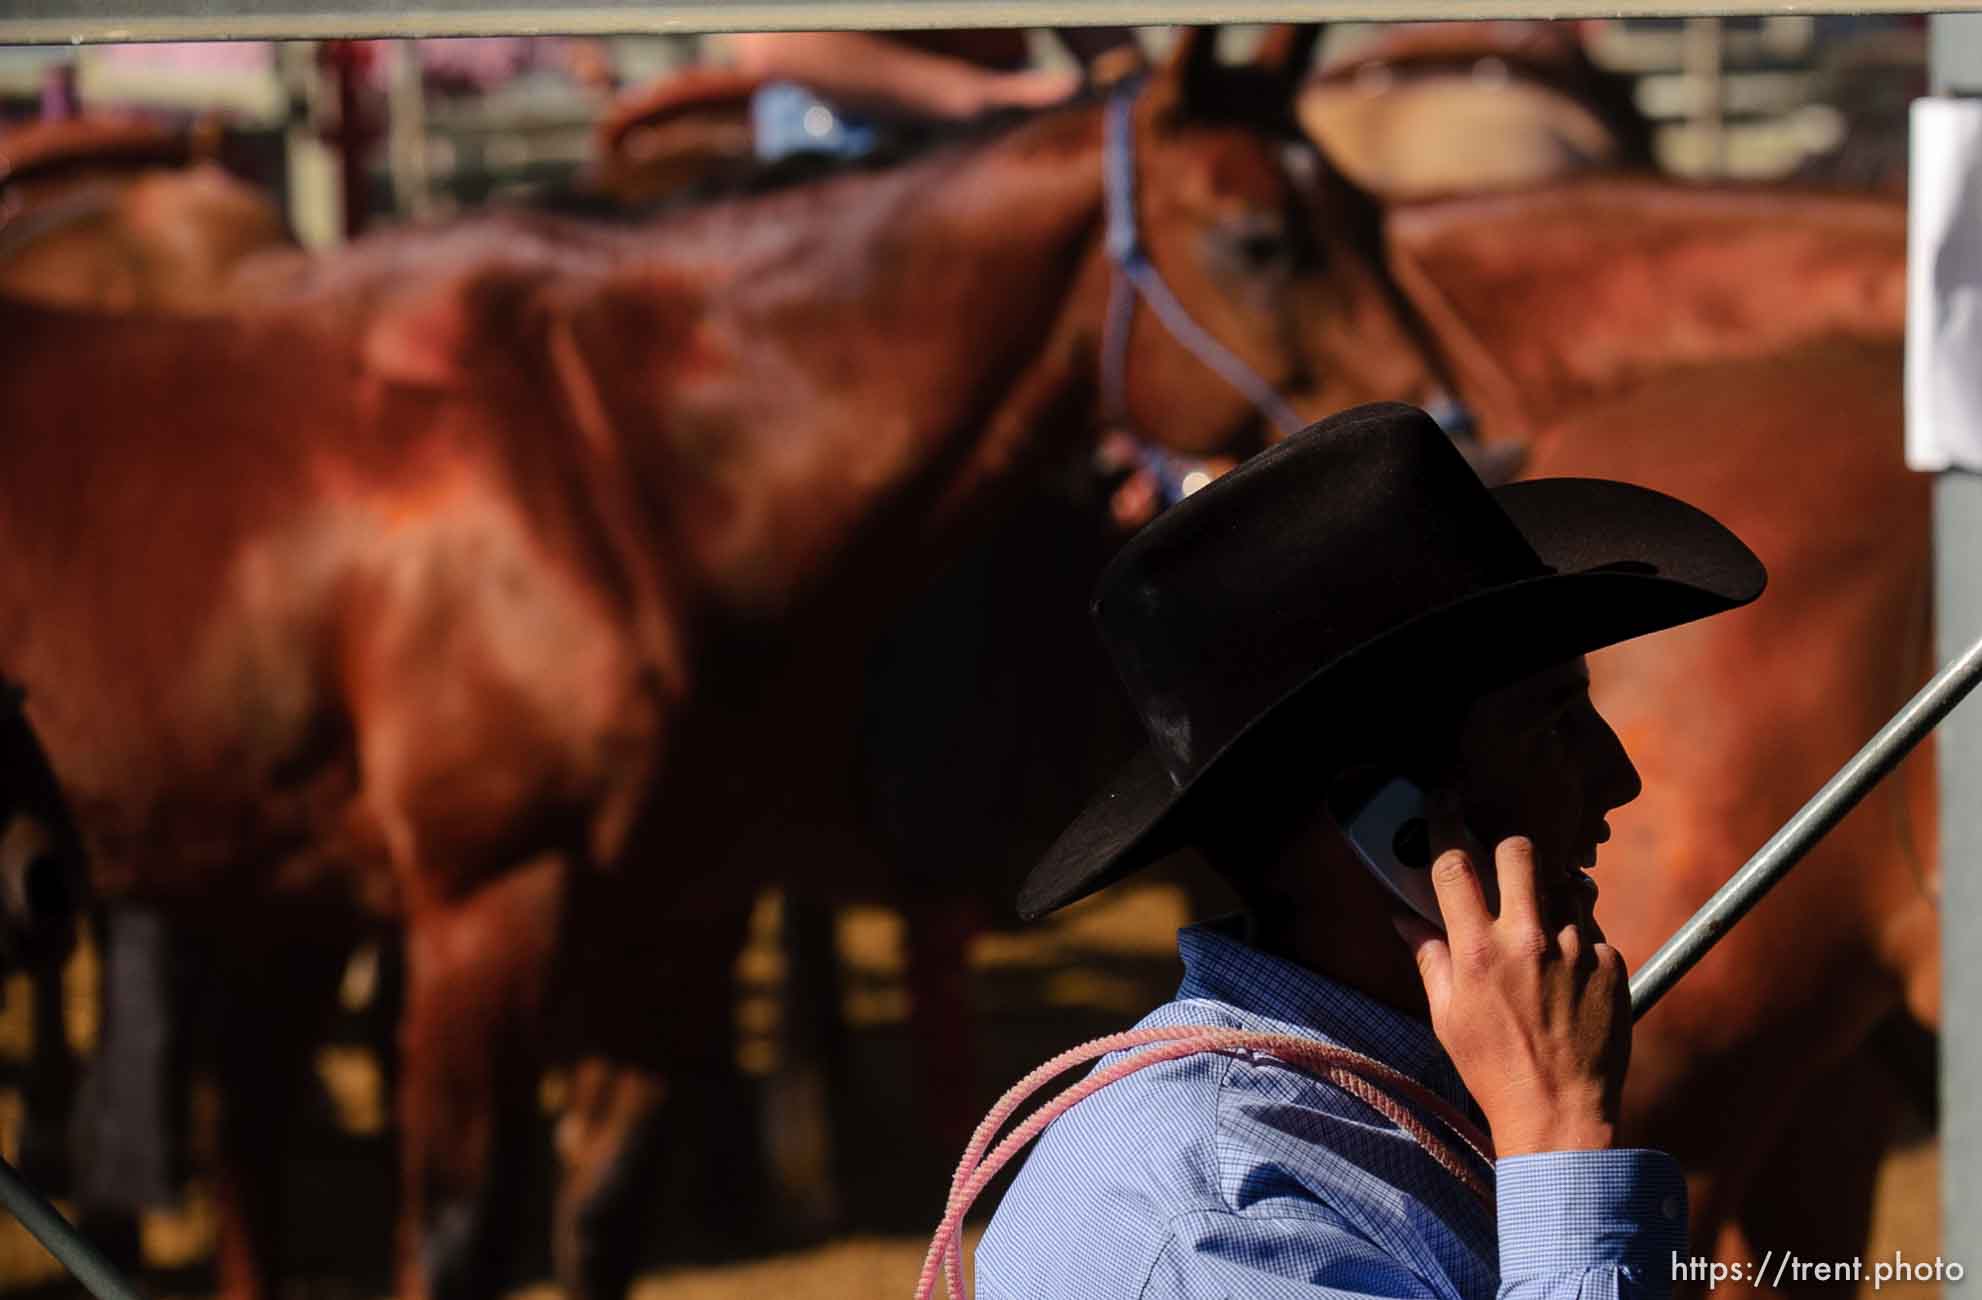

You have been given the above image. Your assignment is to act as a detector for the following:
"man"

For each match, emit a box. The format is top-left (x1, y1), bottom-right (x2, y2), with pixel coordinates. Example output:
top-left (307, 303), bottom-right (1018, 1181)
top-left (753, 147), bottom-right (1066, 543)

top-left (975, 402), bottom-right (1767, 1298)
top-left (723, 28), bottom-right (1140, 162)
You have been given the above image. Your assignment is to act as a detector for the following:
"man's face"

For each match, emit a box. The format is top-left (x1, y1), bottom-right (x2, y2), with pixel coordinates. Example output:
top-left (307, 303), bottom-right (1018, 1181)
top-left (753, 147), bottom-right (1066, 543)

top-left (1446, 657), bottom-right (1643, 927)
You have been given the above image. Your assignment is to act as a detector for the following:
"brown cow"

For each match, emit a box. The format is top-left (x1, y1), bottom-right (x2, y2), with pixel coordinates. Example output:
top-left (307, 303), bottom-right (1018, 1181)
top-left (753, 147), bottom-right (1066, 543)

top-left (0, 116), bottom-right (289, 311)
top-left (0, 32), bottom-right (1406, 1300)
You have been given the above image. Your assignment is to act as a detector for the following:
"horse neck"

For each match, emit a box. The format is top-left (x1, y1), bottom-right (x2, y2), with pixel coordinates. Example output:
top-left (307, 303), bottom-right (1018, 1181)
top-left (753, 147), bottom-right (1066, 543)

top-left (1381, 177), bottom-right (1907, 443)
top-left (586, 107), bottom-right (1111, 618)
top-left (1296, 174), bottom-right (1450, 417)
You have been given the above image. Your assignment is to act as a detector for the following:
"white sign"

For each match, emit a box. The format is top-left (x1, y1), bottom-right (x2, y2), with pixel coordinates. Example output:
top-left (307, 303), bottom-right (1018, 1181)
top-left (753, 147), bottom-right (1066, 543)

top-left (1908, 96), bottom-right (1982, 474)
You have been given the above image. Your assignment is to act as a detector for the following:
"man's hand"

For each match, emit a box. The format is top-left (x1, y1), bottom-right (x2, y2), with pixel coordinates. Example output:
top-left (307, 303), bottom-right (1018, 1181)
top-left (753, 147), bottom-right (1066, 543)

top-left (1392, 835), bottom-right (1630, 1157)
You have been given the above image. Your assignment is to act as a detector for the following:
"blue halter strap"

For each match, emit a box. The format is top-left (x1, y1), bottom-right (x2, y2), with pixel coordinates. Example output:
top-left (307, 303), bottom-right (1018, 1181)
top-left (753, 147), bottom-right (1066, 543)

top-left (1097, 79), bottom-right (1307, 451)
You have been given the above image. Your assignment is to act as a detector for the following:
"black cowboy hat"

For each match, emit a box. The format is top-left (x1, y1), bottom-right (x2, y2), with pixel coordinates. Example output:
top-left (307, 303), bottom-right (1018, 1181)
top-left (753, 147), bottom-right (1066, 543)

top-left (1017, 401), bottom-right (1767, 920)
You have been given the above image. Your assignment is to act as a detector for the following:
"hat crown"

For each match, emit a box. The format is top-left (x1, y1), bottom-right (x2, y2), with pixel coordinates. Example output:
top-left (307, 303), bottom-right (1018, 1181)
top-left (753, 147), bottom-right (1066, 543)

top-left (1094, 403), bottom-right (1544, 785)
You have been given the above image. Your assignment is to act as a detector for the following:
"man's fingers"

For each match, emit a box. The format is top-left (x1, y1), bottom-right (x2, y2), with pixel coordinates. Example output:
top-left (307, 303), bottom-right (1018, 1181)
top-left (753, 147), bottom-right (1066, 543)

top-left (1425, 792), bottom-right (1496, 919)
top-left (1392, 912), bottom-right (1451, 1012)
top-left (1556, 920), bottom-right (1586, 968)
top-left (1572, 882), bottom-right (1606, 946)
top-left (1427, 848), bottom-right (1492, 946)
top-left (1492, 836), bottom-right (1544, 933)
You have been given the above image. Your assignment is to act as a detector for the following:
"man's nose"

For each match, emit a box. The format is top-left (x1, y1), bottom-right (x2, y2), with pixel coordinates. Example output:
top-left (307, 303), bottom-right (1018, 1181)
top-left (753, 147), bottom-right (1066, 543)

top-left (1589, 711), bottom-right (1643, 812)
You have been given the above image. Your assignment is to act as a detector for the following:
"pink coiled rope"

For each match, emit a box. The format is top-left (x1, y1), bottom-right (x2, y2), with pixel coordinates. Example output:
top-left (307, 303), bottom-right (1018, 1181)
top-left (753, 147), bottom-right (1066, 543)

top-left (914, 1025), bottom-right (1498, 1300)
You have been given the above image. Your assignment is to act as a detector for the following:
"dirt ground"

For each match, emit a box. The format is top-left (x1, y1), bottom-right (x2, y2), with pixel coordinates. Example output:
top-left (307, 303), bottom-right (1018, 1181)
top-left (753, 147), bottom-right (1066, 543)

top-left (0, 880), bottom-right (1941, 1300)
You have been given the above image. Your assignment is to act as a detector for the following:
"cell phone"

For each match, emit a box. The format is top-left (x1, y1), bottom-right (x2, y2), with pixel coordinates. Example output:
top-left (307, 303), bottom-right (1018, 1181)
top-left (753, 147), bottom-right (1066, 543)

top-left (1330, 777), bottom-right (1452, 932)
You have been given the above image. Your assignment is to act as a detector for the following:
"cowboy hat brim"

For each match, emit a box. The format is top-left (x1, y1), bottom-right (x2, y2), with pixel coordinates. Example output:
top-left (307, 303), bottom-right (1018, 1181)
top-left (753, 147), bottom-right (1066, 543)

top-left (1015, 475), bottom-right (1766, 920)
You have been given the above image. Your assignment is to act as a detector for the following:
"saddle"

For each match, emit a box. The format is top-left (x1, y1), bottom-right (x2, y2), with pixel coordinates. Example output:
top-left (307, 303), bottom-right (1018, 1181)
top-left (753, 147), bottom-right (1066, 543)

top-left (591, 66), bottom-right (768, 206)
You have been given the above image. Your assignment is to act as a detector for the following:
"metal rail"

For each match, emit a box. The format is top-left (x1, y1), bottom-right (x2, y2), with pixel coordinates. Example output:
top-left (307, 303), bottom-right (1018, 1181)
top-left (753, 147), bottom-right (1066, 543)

top-left (3, 0), bottom-right (1980, 48)
top-left (1631, 628), bottom-right (1982, 1018)
top-left (0, 1157), bottom-right (144, 1300)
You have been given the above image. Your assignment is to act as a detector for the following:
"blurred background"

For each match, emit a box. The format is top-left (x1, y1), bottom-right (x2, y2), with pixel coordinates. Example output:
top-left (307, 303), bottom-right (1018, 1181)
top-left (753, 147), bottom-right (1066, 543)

top-left (0, 21), bottom-right (1924, 243)
top-left (0, 17), bottom-right (1940, 1300)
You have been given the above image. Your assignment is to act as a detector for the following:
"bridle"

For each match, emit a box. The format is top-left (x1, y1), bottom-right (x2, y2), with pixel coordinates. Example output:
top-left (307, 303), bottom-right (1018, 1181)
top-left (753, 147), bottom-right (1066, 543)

top-left (1092, 77), bottom-right (1484, 511)
top-left (1095, 78), bottom-right (1305, 509)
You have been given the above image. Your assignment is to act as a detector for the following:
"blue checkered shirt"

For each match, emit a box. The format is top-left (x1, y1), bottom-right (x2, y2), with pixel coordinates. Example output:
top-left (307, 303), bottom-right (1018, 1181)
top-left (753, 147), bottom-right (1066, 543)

top-left (975, 916), bottom-right (1688, 1299)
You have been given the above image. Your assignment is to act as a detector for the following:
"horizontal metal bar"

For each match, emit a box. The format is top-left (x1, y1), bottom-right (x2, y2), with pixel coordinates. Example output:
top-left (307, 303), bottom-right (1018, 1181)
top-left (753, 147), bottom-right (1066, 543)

top-left (3, 0), bottom-right (1979, 47)
top-left (1630, 627), bottom-right (1982, 1020)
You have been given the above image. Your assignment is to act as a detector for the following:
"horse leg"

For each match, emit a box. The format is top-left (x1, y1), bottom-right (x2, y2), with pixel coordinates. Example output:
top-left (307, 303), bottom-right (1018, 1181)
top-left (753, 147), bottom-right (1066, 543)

top-left (206, 918), bottom-right (352, 1300)
top-left (552, 1057), bottom-right (670, 1300)
top-left (396, 859), bottom-right (560, 1300)
top-left (549, 872), bottom-right (762, 1299)
top-left (17, 940), bottom-right (78, 1196)
top-left (777, 887), bottom-right (851, 1232)
top-left (903, 893), bottom-right (985, 1165)
top-left (70, 905), bottom-right (198, 1276)
top-left (1722, 1024), bottom-right (1924, 1299)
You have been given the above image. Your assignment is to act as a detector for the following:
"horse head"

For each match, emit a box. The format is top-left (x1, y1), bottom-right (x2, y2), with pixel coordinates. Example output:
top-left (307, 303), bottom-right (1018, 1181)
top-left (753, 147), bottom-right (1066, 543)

top-left (0, 681), bottom-right (84, 973)
top-left (1078, 25), bottom-right (1467, 510)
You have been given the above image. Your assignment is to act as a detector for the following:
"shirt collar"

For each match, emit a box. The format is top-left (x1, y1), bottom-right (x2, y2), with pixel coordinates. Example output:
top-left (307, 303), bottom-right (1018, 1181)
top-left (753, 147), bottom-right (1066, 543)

top-left (1175, 914), bottom-right (1477, 1116)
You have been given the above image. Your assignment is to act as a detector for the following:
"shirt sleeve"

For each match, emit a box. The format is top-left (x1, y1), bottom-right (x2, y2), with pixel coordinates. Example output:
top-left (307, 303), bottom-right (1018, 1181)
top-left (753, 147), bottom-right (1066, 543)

top-left (1496, 1149), bottom-right (1689, 1300)
top-left (1139, 1211), bottom-right (1447, 1299)
top-left (1133, 1151), bottom-right (1687, 1300)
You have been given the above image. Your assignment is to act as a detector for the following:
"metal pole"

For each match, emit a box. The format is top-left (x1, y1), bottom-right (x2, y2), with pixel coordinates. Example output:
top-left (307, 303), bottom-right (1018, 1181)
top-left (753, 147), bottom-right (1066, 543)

top-left (1927, 16), bottom-right (1982, 1283)
top-left (1631, 629), bottom-right (1982, 1018)
top-left (1681, 17), bottom-right (1727, 176)
top-left (0, 1156), bottom-right (144, 1300)
top-left (387, 40), bottom-right (433, 221)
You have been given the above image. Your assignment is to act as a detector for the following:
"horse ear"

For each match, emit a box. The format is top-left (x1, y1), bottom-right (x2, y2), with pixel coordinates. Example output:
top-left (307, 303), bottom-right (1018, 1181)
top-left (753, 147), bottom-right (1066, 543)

top-left (1255, 24), bottom-right (1324, 96)
top-left (1153, 25), bottom-right (1224, 116)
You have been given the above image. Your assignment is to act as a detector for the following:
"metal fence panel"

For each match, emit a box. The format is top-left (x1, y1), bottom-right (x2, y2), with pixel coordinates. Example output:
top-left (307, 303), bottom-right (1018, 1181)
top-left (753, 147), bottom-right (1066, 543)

top-left (2, 0), bottom-right (1978, 48)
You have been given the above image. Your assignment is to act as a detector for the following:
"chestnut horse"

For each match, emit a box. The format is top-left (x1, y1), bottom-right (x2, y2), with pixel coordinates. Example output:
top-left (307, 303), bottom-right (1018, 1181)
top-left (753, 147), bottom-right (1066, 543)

top-left (1368, 179), bottom-right (1923, 1295)
top-left (0, 116), bottom-right (288, 310)
top-left (1, 112), bottom-right (300, 1250)
top-left (0, 32), bottom-right (1412, 1300)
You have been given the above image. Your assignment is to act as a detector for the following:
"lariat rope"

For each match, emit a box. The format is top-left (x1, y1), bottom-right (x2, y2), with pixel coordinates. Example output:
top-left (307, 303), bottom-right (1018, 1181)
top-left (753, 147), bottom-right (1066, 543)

top-left (913, 1024), bottom-right (1497, 1300)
